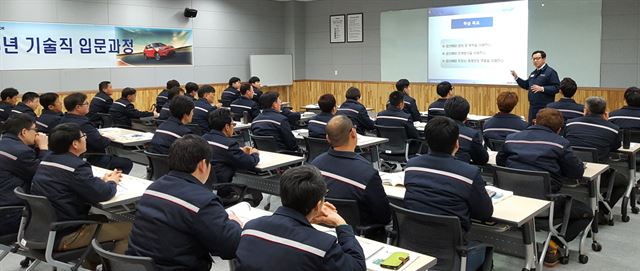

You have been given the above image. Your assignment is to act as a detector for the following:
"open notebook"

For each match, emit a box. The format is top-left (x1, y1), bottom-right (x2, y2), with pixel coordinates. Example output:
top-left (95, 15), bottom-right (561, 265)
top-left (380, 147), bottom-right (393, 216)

top-left (379, 172), bottom-right (405, 187)
top-left (485, 185), bottom-right (513, 203)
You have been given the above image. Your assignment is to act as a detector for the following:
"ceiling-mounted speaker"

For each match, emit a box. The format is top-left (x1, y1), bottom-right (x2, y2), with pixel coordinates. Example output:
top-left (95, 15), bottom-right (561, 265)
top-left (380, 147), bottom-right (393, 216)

top-left (184, 8), bottom-right (198, 18)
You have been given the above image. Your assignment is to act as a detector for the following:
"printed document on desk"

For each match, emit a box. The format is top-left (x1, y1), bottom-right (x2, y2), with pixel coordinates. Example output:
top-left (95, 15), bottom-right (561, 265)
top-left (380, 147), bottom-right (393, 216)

top-left (380, 171), bottom-right (405, 186)
top-left (485, 185), bottom-right (513, 204)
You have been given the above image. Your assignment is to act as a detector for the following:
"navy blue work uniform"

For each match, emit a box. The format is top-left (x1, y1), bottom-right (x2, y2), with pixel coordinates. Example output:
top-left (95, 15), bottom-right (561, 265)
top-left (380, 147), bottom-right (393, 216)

top-left (31, 153), bottom-right (117, 238)
top-left (546, 98), bottom-right (584, 121)
top-left (36, 110), bottom-right (63, 134)
top-left (155, 89), bottom-right (168, 114)
top-left (337, 99), bottom-right (374, 135)
top-left (515, 64), bottom-right (560, 123)
top-left (311, 149), bottom-right (391, 225)
top-left (610, 106), bottom-right (640, 129)
top-left (192, 98), bottom-right (217, 132)
top-left (0, 102), bottom-right (13, 122)
top-left (375, 107), bottom-right (420, 139)
top-left (252, 87), bottom-right (263, 103)
top-left (88, 91), bottom-right (113, 122)
top-left (203, 130), bottom-right (259, 184)
top-left (235, 206), bottom-right (366, 271)
top-left (428, 98), bottom-right (447, 119)
top-left (0, 134), bottom-right (49, 235)
top-left (251, 109), bottom-right (299, 152)
top-left (126, 171), bottom-right (241, 271)
top-left (157, 101), bottom-right (172, 120)
top-left (147, 116), bottom-right (192, 154)
top-left (10, 102), bottom-right (36, 119)
top-left (231, 96), bottom-right (260, 122)
top-left (565, 115), bottom-right (621, 162)
top-left (496, 125), bottom-right (593, 241)
top-left (482, 113), bottom-right (528, 141)
top-left (455, 121), bottom-right (489, 165)
top-left (59, 113), bottom-right (133, 173)
top-left (281, 107), bottom-right (301, 128)
top-left (402, 93), bottom-right (421, 122)
top-left (308, 112), bottom-right (334, 138)
top-left (109, 98), bottom-right (154, 127)
top-left (221, 87), bottom-right (240, 107)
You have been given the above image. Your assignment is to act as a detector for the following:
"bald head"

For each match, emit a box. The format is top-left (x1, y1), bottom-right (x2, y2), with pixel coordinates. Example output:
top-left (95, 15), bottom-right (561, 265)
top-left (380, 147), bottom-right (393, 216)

top-left (326, 115), bottom-right (354, 148)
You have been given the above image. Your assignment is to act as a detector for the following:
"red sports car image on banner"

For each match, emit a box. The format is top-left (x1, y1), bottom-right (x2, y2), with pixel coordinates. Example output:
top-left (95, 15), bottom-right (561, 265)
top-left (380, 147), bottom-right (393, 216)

top-left (143, 42), bottom-right (176, 60)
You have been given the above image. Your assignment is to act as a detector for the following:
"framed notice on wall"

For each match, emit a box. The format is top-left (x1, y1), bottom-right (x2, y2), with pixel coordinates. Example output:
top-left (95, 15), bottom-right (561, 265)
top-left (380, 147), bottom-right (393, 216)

top-left (347, 13), bottom-right (363, 43)
top-left (330, 14), bottom-right (345, 43)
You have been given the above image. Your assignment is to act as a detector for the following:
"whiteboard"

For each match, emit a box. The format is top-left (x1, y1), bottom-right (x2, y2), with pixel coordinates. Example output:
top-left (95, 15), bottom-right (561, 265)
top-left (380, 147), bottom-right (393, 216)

top-left (250, 55), bottom-right (293, 86)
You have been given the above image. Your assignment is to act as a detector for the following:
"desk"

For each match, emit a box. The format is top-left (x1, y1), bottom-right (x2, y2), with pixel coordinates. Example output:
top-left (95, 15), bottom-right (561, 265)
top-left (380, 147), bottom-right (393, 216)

top-left (254, 150), bottom-right (305, 172)
top-left (292, 129), bottom-right (388, 168)
top-left (226, 203), bottom-right (437, 271)
top-left (232, 151), bottom-right (305, 196)
top-left (234, 121), bottom-right (251, 131)
top-left (614, 142), bottom-right (640, 221)
top-left (95, 166), bottom-right (152, 210)
top-left (99, 127), bottom-right (154, 147)
top-left (414, 122), bottom-right (426, 131)
top-left (300, 111), bottom-right (316, 122)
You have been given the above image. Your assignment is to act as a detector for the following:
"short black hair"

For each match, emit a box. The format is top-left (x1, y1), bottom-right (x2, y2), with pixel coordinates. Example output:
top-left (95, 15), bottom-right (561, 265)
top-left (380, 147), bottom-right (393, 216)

top-left (208, 108), bottom-right (233, 131)
top-left (22, 92), bottom-right (39, 103)
top-left (345, 87), bottom-right (361, 100)
top-left (425, 117), bottom-right (459, 154)
top-left (239, 83), bottom-right (252, 95)
top-left (444, 96), bottom-right (470, 121)
top-left (228, 77), bottom-right (241, 86)
top-left (197, 85), bottom-right (215, 98)
top-left (585, 96), bottom-right (606, 115)
top-left (259, 91), bottom-right (279, 109)
top-left (4, 114), bottom-right (35, 136)
top-left (1, 88), bottom-right (19, 101)
top-left (166, 79), bottom-right (180, 90)
top-left (559, 77), bottom-right (577, 98)
top-left (39, 92), bottom-right (59, 109)
top-left (185, 82), bottom-right (199, 94)
top-left (170, 96), bottom-right (195, 119)
top-left (168, 134), bottom-right (211, 173)
top-left (318, 94), bottom-right (336, 113)
top-left (249, 76), bottom-right (260, 84)
top-left (436, 81), bottom-right (452, 97)
top-left (98, 81), bottom-right (110, 92)
top-left (167, 86), bottom-right (182, 101)
top-left (64, 93), bottom-right (87, 111)
top-left (388, 91), bottom-right (404, 107)
top-left (625, 87), bottom-right (640, 107)
top-left (49, 123), bottom-right (83, 154)
top-left (280, 165), bottom-right (327, 216)
top-left (121, 87), bottom-right (136, 99)
top-left (532, 50), bottom-right (546, 58)
top-left (395, 79), bottom-right (410, 92)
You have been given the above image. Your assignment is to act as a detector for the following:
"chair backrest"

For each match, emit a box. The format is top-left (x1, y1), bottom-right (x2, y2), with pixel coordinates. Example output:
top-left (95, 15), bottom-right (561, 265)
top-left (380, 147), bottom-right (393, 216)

top-left (375, 125), bottom-right (408, 155)
top-left (143, 151), bottom-right (170, 180)
top-left (390, 203), bottom-right (464, 270)
top-left (92, 239), bottom-right (154, 271)
top-left (231, 112), bottom-right (243, 122)
top-left (13, 187), bottom-right (56, 250)
top-left (570, 146), bottom-right (599, 163)
top-left (186, 124), bottom-right (203, 136)
top-left (325, 197), bottom-right (362, 228)
top-left (485, 138), bottom-right (505, 152)
top-left (493, 166), bottom-right (551, 200)
top-left (97, 113), bottom-right (114, 128)
top-left (250, 134), bottom-right (280, 152)
top-left (304, 136), bottom-right (331, 162)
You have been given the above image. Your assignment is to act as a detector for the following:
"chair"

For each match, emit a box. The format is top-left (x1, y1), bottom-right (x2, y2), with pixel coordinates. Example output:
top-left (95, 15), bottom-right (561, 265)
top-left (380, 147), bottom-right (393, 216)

top-left (484, 138), bottom-right (505, 152)
top-left (186, 123), bottom-right (204, 136)
top-left (0, 206), bottom-right (23, 263)
top-left (325, 198), bottom-right (387, 237)
top-left (144, 151), bottom-right (169, 180)
top-left (231, 112), bottom-right (244, 122)
top-left (375, 125), bottom-right (424, 165)
top-left (569, 146), bottom-right (615, 224)
top-left (304, 136), bottom-right (331, 162)
top-left (13, 187), bottom-right (111, 271)
top-left (250, 134), bottom-right (281, 152)
top-left (570, 146), bottom-right (598, 163)
top-left (389, 203), bottom-right (494, 271)
top-left (97, 112), bottom-right (114, 128)
top-left (92, 239), bottom-right (154, 271)
top-left (492, 166), bottom-right (591, 265)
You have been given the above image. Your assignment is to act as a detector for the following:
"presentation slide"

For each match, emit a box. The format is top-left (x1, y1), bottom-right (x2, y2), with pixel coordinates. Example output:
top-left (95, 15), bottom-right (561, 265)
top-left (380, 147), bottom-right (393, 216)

top-left (427, 1), bottom-right (528, 84)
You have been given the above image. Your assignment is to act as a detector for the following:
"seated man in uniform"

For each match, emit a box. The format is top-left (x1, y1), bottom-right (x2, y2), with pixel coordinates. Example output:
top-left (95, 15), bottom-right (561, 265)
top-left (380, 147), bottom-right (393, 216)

top-left (127, 135), bottom-right (242, 271)
top-left (185, 82), bottom-right (199, 101)
top-left (235, 165), bottom-right (366, 271)
top-left (155, 79), bottom-right (180, 114)
top-left (148, 96), bottom-right (194, 155)
top-left (497, 108), bottom-right (593, 266)
top-left (192, 85), bottom-right (217, 132)
top-left (36, 92), bottom-right (64, 134)
top-left (0, 87), bottom-right (19, 122)
top-left (404, 117), bottom-right (494, 271)
top-left (376, 91), bottom-right (420, 140)
top-left (158, 86), bottom-right (184, 120)
top-left (395, 79), bottom-right (421, 122)
top-left (444, 96), bottom-right (489, 165)
top-left (610, 86), bottom-right (640, 129)
top-left (88, 81), bottom-right (114, 123)
top-left (308, 94), bottom-right (336, 139)
top-left (482, 91), bottom-right (528, 143)
top-left (109, 87), bottom-right (156, 127)
top-left (428, 81), bottom-right (454, 119)
top-left (546, 77), bottom-right (584, 121)
top-left (336, 87), bottom-right (374, 135)
top-left (311, 115), bottom-right (391, 231)
top-left (221, 77), bottom-right (241, 107)
top-left (10, 92), bottom-right (39, 119)
top-left (231, 83), bottom-right (260, 122)
top-left (251, 92), bottom-right (300, 153)
top-left (249, 76), bottom-right (263, 102)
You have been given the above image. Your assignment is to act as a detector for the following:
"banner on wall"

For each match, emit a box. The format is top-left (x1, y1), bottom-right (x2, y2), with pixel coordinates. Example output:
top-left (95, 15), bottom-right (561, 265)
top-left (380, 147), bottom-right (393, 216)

top-left (0, 21), bottom-right (193, 70)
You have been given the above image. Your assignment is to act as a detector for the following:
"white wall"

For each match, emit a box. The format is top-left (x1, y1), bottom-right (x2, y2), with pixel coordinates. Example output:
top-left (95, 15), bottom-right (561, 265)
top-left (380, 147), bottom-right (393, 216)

top-left (0, 0), bottom-right (287, 92)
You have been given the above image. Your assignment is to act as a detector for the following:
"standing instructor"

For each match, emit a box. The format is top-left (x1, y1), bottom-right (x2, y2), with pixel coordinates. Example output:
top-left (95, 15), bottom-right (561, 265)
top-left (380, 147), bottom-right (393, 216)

top-left (511, 50), bottom-right (560, 123)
